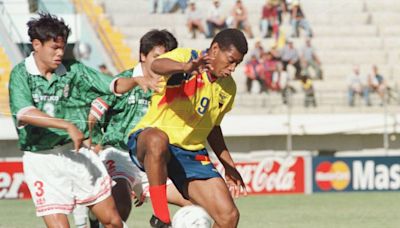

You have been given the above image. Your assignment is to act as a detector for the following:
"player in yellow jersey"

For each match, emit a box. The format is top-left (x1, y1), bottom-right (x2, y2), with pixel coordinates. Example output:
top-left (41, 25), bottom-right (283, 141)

top-left (127, 28), bottom-right (248, 228)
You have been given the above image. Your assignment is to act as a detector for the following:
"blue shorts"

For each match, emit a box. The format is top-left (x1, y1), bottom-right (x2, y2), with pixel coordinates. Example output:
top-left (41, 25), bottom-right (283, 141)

top-left (127, 129), bottom-right (221, 195)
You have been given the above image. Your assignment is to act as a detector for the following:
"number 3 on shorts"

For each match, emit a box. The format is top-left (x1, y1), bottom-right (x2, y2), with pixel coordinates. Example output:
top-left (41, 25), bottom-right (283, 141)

top-left (34, 180), bottom-right (44, 197)
top-left (197, 97), bottom-right (210, 115)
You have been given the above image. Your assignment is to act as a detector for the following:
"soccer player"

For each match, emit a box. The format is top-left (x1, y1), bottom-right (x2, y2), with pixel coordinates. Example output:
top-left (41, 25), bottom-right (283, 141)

top-left (128, 28), bottom-right (248, 227)
top-left (8, 13), bottom-right (144, 228)
top-left (79, 29), bottom-right (191, 228)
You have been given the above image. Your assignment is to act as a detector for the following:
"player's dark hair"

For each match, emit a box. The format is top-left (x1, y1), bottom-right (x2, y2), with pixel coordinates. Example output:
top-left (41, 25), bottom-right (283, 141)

top-left (27, 13), bottom-right (71, 43)
top-left (211, 28), bottom-right (248, 55)
top-left (139, 29), bottom-right (178, 62)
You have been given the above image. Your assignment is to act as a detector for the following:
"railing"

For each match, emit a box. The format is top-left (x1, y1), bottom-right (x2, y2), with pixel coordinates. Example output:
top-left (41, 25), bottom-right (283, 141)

top-left (71, 0), bottom-right (127, 72)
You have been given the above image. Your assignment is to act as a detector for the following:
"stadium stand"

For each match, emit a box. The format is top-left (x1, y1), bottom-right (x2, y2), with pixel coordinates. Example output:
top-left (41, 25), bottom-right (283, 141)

top-left (99, 0), bottom-right (399, 113)
top-left (0, 46), bottom-right (12, 116)
top-left (70, 0), bottom-right (137, 71)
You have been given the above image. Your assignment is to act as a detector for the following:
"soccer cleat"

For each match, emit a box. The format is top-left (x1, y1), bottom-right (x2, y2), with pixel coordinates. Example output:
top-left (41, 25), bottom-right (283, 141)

top-left (150, 215), bottom-right (171, 228)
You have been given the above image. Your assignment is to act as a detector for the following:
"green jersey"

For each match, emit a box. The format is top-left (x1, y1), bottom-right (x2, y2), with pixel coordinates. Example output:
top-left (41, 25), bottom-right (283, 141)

top-left (9, 53), bottom-right (116, 152)
top-left (100, 65), bottom-right (152, 150)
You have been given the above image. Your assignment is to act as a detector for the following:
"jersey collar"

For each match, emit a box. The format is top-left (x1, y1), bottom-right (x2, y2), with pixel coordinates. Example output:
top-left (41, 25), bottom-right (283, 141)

top-left (132, 63), bottom-right (144, 78)
top-left (25, 52), bottom-right (67, 76)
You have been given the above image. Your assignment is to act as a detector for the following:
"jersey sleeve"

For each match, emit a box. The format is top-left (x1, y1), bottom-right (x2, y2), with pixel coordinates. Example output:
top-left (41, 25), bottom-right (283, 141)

top-left (158, 48), bottom-right (197, 63)
top-left (8, 66), bottom-right (36, 123)
top-left (80, 63), bottom-right (115, 93)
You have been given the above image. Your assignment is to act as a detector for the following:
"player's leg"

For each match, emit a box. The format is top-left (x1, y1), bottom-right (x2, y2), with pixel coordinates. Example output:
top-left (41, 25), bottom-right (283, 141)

top-left (89, 196), bottom-right (124, 228)
top-left (22, 149), bottom-right (77, 228)
top-left (166, 146), bottom-right (239, 227)
top-left (42, 214), bottom-right (70, 228)
top-left (166, 183), bottom-right (192, 207)
top-left (134, 128), bottom-right (172, 225)
top-left (70, 147), bottom-right (123, 228)
top-left (186, 178), bottom-right (239, 228)
top-left (99, 147), bottom-right (141, 222)
top-left (112, 178), bottom-right (133, 220)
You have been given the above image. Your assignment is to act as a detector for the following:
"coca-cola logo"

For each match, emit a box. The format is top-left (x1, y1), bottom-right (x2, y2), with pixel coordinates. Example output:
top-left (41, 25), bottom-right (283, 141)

top-left (215, 157), bottom-right (305, 194)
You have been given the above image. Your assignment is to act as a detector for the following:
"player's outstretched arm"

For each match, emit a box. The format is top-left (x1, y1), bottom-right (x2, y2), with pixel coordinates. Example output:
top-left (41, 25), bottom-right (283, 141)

top-left (207, 126), bottom-right (247, 198)
top-left (19, 108), bottom-right (84, 151)
top-left (151, 54), bottom-right (214, 76)
top-left (113, 76), bottom-right (162, 94)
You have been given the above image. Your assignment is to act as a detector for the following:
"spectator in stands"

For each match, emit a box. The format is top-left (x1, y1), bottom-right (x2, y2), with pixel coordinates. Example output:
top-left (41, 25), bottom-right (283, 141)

top-left (290, 0), bottom-right (312, 38)
top-left (270, 0), bottom-right (287, 25)
top-left (301, 38), bottom-right (322, 79)
top-left (258, 51), bottom-right (277, 91)
top-left (186, 1), bottom-right (206, 39)
top-left (280, 40), bottom-right (301, 79)
top-left (245, 54), bottom-right (265, 93)
top-left (347, 65), bottom-right (371, 106)
top-left (149, 0), bottom-right (160, 13)
top-left (206, 0), bottom-right (227, 38)
top-left (301, 76), bottom-right (316, 107)
top-left (28, 0), bottom-right (38, 13)
top-left (163, 0), bottom-right (188, 13)
top-left (248, 40), bottom-right (264, 60)
top-left (370, 65), bottom-right (387, 106)
top-left (229, 0), bottom-right (254, 38)
top-left (273, 62), bottom-right (294, 104)
top-left (260, 0), bottom-right (279, 38)
top-left (269, 43), bottom-right (281, 60)
top-left (98, 64), bottom-right (113, 76)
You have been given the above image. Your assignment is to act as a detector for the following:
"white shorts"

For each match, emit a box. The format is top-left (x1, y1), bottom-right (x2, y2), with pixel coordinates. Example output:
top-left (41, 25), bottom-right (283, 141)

top-left (23, 143), bottom-right (112, 217)
top-left (98, 147), bottom-right (142, 190)
top-left (98, 146), bottom-right (173, 199)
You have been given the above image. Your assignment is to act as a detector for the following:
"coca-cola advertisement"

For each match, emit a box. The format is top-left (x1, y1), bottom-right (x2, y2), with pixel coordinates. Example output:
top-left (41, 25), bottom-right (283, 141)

top-left (0, 156), bottom-right (306, 199)
top-left (215, 156), bottom-right (305, 194)
top-left (0, 160), bottom-right (31, 199)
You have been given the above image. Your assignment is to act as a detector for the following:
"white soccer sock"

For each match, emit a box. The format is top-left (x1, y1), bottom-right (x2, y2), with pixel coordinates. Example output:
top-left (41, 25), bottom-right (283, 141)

top-left (72, 205), bottom-right (88, 228)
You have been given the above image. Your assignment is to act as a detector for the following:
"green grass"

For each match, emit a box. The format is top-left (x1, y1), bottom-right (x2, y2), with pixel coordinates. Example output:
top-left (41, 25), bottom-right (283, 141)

top-left (0, 193), bottom-right (399, 228)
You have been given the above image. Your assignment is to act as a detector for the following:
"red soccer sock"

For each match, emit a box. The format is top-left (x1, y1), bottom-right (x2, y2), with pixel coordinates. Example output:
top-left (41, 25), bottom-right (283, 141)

top-left (149, 184), bottom-right (171, 224)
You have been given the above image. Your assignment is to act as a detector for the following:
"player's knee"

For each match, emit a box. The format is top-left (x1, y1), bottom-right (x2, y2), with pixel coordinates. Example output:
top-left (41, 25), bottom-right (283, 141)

top-left (216, 206), bottom-right (240, 227)
top-left (103, 213), bottom-right (123, 228)
top-left (143, 129), bottom-right (169, 156)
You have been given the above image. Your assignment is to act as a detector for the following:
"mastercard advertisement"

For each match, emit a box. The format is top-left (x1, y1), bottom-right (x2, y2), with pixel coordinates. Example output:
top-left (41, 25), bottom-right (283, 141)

top-left (312, 156), bottom-right (400, 192)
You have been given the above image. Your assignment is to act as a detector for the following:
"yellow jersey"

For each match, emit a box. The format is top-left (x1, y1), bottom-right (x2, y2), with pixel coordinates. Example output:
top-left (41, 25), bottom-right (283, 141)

top-left (131, 48), bottom-right (236, 150)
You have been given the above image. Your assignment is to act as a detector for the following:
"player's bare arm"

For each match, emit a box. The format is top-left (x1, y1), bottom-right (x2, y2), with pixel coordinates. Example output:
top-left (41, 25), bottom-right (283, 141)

top-left (114, 76), bottom-right (161, 94)
top-left (19, 108), bottom-right (85, 151)
top-left (207, 126), bottom-right (247, 198)
top-left (151, 54), bottom-right (215, 76)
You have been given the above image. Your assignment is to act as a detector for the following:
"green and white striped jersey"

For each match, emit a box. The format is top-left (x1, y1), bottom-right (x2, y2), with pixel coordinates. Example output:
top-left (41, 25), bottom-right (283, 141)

top-left (9, 53), bottom-right (116, 152)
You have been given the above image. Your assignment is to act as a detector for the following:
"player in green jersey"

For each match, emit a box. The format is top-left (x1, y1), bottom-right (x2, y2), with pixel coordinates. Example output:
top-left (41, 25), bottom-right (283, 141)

top-left (8, 13), bottom-right (150, 228)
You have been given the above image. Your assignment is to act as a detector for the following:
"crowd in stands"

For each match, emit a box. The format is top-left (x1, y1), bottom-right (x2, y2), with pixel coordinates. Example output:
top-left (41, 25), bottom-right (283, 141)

top-left (151, 0), bottom-right (312, 40)
top-left (148, 0), bottom-right (395, 108)
top-left (244, 39), bottom-right (319, 107)
top-left (347, 65), bottom-right (390, 107)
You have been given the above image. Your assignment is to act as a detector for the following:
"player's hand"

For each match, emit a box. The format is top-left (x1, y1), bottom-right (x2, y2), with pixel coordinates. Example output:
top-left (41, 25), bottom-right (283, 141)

top-left (184, 54), bottom-right (214, 75)
top-left (133, 194), bottom-right (145, 207)
top-left (65, 123), bottom-right (84, 152)
top-left (134, 76), bottom-right (162, 93)
top-left (132, 184), bottom-right (145, 207)
top-left (224, 165), bottom-right (247, 199)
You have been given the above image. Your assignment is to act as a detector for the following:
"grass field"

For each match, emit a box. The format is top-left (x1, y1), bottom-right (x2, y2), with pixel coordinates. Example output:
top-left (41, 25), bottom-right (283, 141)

top-left (0, 192), bottom-right (399, 228)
